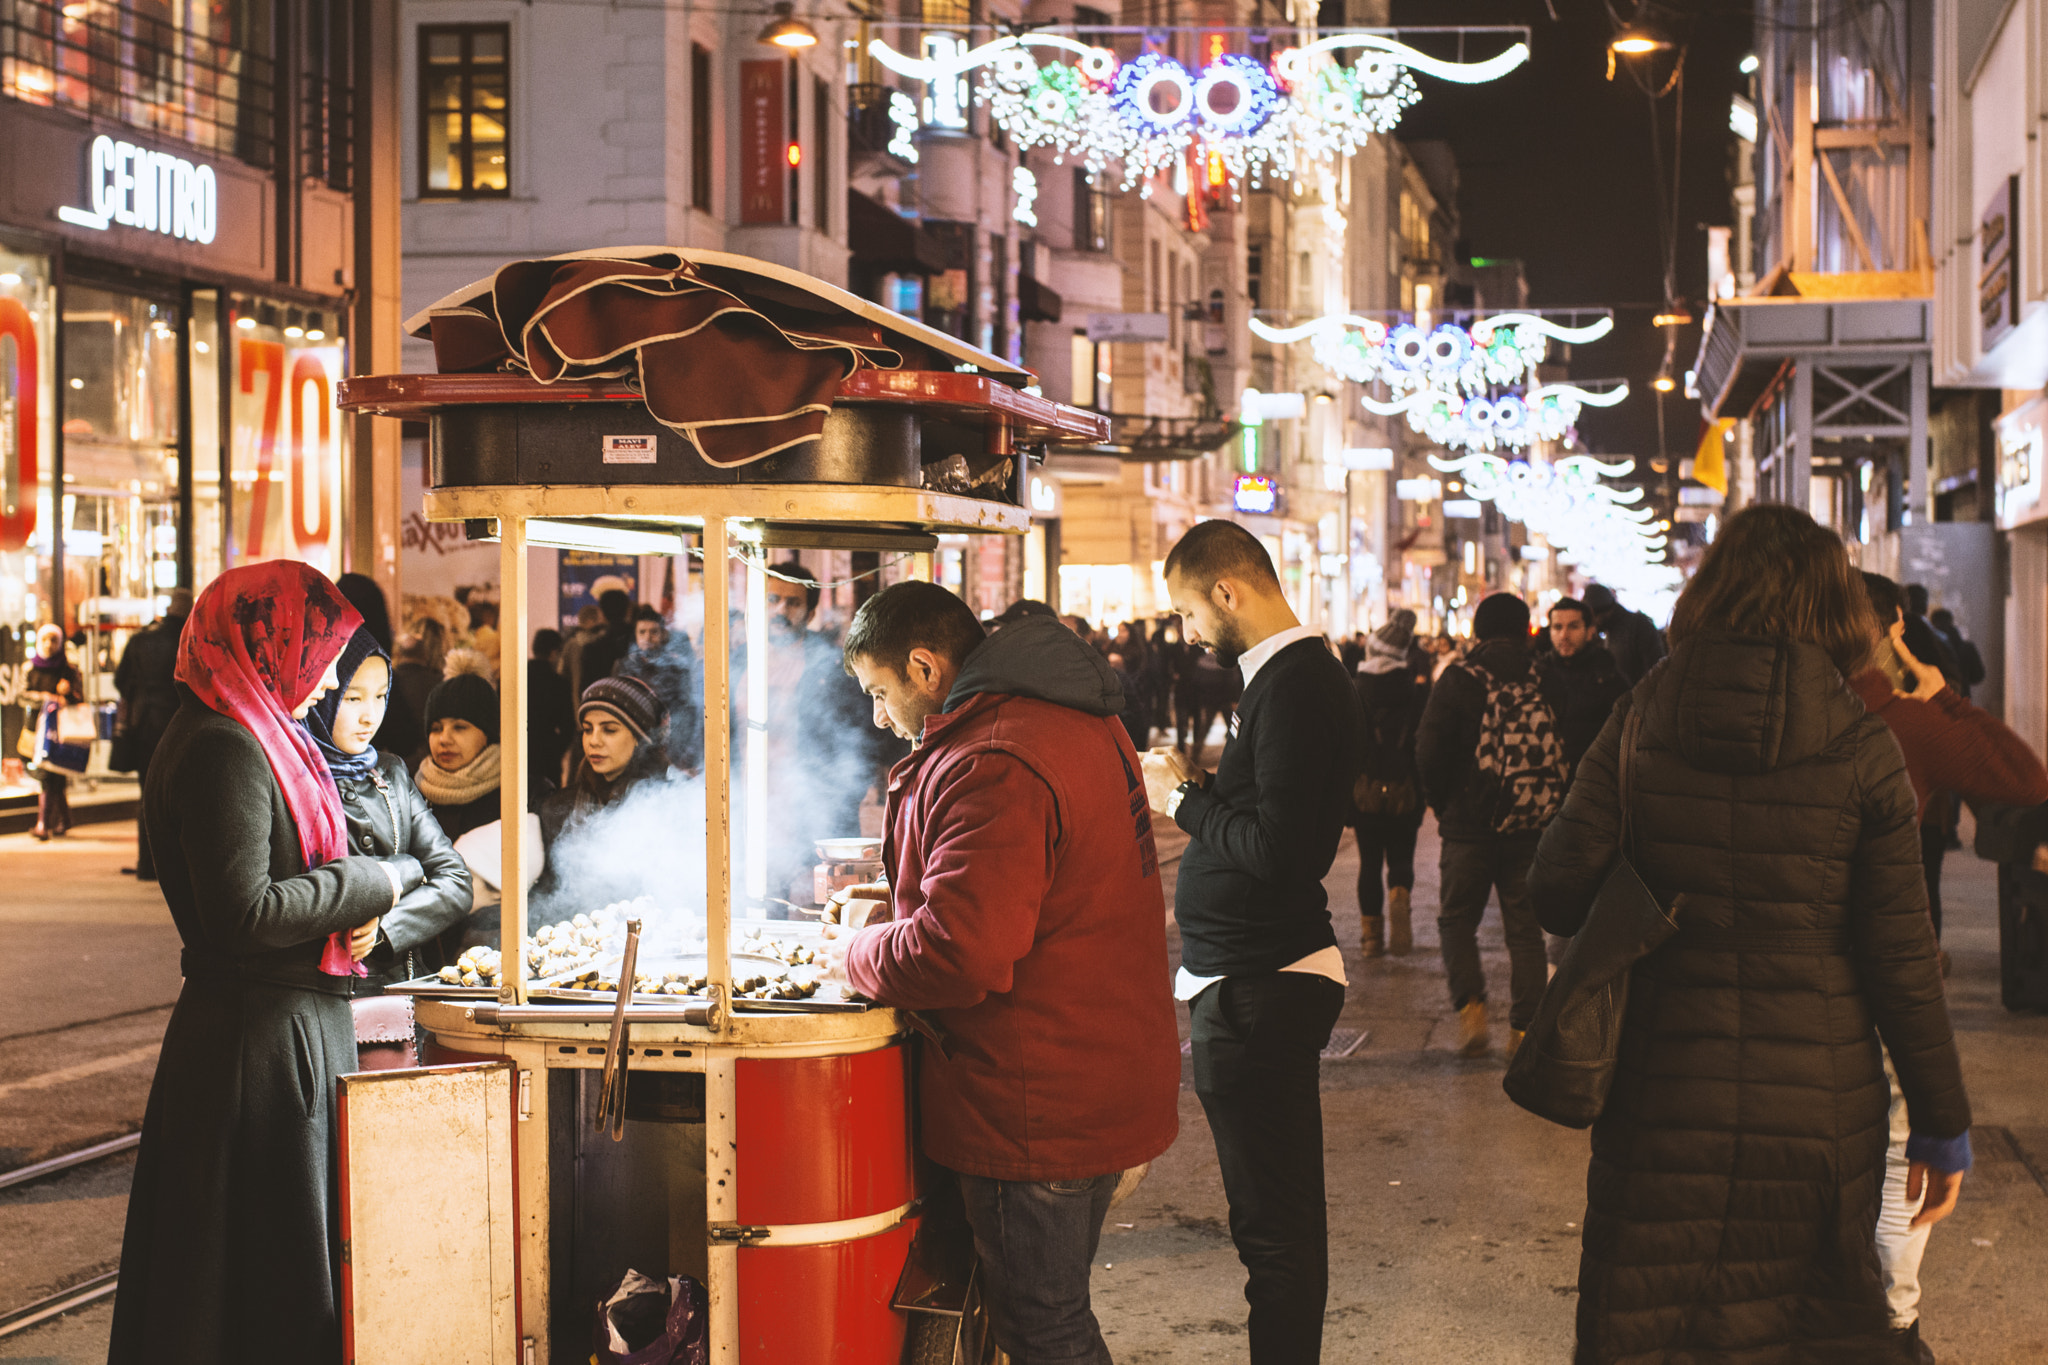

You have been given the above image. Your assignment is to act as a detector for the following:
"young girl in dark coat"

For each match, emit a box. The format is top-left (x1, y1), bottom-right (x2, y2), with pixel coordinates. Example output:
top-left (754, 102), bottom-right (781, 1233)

top-left (306, 626), bottom-right (472, 988)
top-left (108, 562), bottom-right (425, 1365)
top-left (1528, 505), bottom-right (1971, 1365)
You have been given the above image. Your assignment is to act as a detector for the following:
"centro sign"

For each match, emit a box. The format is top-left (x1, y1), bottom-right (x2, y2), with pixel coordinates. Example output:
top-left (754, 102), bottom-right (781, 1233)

top-left (59, 136), bottom-right (217, 243)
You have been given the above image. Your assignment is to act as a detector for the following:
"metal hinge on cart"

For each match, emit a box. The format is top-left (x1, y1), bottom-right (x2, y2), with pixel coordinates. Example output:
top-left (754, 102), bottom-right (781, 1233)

top-left (705, 1223), bottom-right (772, 1245)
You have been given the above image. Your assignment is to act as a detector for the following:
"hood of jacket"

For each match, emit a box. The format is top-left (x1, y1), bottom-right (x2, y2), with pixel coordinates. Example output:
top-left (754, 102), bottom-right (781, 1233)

top-left (1459, 636), bottom-right (1535, 682)
top-left (1638, 630), bottom-right (1865, 776)
top-left (943, 614), bottom-right (1125, 718)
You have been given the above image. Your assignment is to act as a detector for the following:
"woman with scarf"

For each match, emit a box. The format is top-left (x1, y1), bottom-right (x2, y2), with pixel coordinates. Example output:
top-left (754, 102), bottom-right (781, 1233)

top-left (22, 623), bottom-right (83, 840)
top-left (533, 674), bottom-right (676, 912)
top-left (305, 625), bottom-right (471, 994)
top-left (108, 563), bottom-right (426, 1365)
top-left (415, 669), bottom-right (508, 842)
top-left (1351, 610), bottom-right (1430, 958)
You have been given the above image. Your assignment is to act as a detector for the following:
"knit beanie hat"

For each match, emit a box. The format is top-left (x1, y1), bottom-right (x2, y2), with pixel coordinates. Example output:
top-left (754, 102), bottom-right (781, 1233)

top-left (1472, 592), bottom-right (1532, 642)
top-left (427, 671), bottom-right (500, 744)
top-left (1373, 609), bottom-right (1417, 652)
top-left (578, 674), bottom-right (665, 744)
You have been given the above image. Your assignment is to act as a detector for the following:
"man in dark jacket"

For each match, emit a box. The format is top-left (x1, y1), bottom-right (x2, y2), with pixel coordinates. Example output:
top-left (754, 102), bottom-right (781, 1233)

top-left (1579, 581), bottom-right (1666, 684)
top-left (1536, 597), bottom-right (1629, 777)
top-left (572, 589), bottom-right (635, 700)
top-left (825, 583), bottom-right (1179, 1365)
top-left (615, 605), bottom-right (700, 772)
top-left (113, 589), bottom-right (191, 878)
top-left (1927, 608), bottom-right (1986, 699)
top-left (1141, 520), bottom-right (1362, 1364)
top-left (1416, 592), bottom-right (1563, 1059)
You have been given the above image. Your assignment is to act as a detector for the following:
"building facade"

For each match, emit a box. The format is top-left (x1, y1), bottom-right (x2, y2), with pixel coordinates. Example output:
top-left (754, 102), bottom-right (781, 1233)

top-left (0, 0), bottom-right (398, 784)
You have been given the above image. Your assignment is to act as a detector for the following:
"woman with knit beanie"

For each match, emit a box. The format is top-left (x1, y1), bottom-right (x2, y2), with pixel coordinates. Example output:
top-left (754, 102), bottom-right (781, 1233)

top-left (533, 674), bottom-right (676, 910)
top-left (416, 671), bottom-right (507, 842)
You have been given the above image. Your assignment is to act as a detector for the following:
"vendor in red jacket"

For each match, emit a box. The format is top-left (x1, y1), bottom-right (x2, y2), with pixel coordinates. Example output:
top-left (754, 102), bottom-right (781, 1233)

top-left (821, 581), bottom-right (1180, 1364)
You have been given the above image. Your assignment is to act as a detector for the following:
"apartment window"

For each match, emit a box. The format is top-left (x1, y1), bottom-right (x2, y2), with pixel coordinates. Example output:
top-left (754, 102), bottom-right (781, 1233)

top-left (419, 24), bottom-right (509, 197)
top-left (1248, 242), bottom-right (1264, 309)
top-left (691, 44), bottom-right (713, 211)
top-left (1075, 168), bottom-right (1110, 252)
top-left (814, 77), bottom-right (831, 233)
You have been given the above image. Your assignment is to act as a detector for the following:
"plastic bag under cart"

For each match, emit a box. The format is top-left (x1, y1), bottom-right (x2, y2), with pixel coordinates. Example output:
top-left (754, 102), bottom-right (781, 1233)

top-left (592, 1270), bottom-right (708, 1365)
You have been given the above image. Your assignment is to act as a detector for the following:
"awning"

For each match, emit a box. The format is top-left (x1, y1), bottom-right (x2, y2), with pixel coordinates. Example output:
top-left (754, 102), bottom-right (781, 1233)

top-left (848, 191), bottom-right (949, 277)
top-left (1020, 273), bottom-right (1062, 323)
top-left (1051, 413), bottom-right (1241, 462)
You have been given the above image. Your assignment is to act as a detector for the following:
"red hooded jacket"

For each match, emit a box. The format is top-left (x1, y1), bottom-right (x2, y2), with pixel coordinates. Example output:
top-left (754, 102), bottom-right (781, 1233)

top-left (845, 617), bottom-right (1181, 1181)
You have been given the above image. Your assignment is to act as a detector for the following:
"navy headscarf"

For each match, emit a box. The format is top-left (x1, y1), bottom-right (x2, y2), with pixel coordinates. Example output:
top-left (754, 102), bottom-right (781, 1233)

top-left (305, 625), bottom-right (390, 782)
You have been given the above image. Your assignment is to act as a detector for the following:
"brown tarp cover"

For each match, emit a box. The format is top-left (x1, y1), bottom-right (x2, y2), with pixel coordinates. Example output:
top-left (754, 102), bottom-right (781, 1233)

top-left (415, 252), bottom-right (906, 467)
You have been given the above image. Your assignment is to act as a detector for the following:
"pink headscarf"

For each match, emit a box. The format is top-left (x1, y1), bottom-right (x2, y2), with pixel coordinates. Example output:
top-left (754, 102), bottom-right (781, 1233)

top-left (178, 562), bottom-right (367, 975)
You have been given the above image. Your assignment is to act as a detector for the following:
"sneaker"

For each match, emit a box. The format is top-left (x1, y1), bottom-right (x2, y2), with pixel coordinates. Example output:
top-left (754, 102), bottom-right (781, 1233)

top-left (1387, 886), bottom-right (1414, 956)
top-left (1457, 1001), bottom-right (1490, 1057)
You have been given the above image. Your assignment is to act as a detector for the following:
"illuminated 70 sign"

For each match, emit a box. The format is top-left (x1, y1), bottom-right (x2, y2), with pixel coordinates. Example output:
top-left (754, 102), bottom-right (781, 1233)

top-left (59, 136), bottom-right (218, 244)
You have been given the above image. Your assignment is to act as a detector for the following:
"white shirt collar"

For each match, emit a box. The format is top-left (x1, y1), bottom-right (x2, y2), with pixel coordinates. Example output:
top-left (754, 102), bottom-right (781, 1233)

top-left (1236, 624), bottom-right (1320, 688)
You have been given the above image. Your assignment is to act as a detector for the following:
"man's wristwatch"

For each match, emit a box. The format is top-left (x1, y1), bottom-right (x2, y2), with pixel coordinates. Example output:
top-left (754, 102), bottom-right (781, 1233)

top-left (1165, 776), bottom-right (1205, 820)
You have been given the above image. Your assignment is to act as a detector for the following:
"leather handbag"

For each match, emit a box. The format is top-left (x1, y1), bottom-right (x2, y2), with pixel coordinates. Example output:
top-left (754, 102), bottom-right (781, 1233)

top-left (1503, 708), bottom-right (1678, 1129)
top-left (352, 993), bottom-right (417, 1071)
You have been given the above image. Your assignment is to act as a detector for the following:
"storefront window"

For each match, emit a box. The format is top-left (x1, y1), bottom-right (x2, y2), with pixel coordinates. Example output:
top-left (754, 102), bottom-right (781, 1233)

top-left (0, 244), bottom-right (56, 632)
top-left (189, 290), bottom-right (222, 588)
top-left (221, 295), bottom-right (346, 574)
top-left (61, 283), bottom-right (179, 626)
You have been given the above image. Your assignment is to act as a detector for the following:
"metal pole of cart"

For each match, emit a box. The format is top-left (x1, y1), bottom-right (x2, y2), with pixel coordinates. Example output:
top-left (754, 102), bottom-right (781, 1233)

top-left (703, 515), bottom-right (732, 1032)
top-left (500, 513), bottom-right (531, 1004)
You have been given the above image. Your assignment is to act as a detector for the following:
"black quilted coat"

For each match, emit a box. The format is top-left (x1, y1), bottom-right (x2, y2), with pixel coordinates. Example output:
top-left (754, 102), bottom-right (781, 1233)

top-left (1527, 632), bottom-right (1969, 1365)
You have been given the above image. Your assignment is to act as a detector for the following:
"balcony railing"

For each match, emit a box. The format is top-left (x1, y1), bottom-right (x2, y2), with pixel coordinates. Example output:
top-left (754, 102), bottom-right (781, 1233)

top-left (0, 0), bottom-right (275, 167)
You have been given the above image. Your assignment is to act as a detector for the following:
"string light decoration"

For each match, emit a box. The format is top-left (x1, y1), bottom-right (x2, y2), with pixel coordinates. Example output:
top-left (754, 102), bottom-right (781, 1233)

top-left (1428, 452), bottom-right (1682, 612)
top-left (1251, 310), bottom-right (1627, 453)
top-left (867, 30), bottom-right (1528, 195)
top-left (1251, 311), bottom-right (1613, 392)
top-left (1364, 380), bottom-right (1629, 453)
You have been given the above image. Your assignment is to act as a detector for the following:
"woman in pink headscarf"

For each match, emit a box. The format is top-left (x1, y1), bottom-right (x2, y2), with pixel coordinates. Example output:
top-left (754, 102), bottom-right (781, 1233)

top-left (108, 562), bottom-right (425, 1365)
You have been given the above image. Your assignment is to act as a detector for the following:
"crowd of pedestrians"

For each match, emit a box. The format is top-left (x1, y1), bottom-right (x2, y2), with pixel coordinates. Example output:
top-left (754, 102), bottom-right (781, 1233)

top-left (49, 495), bottom-right (2023, 1364)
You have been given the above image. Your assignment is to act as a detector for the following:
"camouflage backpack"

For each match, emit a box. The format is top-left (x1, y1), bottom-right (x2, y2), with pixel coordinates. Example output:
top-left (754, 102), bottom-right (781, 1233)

top-left (1467, 658), bottom-right (1567, 834)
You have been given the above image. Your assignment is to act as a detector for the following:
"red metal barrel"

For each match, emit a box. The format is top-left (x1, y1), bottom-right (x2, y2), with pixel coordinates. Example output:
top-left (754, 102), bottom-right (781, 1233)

top-left (734, 1043), bottom-right (918, 1361)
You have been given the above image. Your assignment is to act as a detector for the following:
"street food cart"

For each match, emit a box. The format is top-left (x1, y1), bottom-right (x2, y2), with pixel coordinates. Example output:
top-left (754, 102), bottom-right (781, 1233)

top-left (334, 250), bottom-right (1107, 1365)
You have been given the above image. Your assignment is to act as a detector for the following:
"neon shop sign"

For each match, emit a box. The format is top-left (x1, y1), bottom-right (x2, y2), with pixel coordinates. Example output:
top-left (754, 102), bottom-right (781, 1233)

top-left (59, 135), bottom-right (218, 244)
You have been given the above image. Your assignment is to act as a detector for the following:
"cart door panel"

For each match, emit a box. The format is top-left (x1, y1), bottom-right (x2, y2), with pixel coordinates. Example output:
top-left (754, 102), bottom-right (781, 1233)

top-left (339, 1062), bottom-right (520, 1364)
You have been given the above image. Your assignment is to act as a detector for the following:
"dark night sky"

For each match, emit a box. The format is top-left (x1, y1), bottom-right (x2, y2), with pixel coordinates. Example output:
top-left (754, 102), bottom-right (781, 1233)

top-left (1388, 0), bottom-right (1751, 463)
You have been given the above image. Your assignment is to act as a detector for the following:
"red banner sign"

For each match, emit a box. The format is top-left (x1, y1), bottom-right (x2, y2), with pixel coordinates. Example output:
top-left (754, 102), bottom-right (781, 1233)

top-left (740, 61), bottom-right (786, 224)
top-left (0, 297), bottom-right (38, 553)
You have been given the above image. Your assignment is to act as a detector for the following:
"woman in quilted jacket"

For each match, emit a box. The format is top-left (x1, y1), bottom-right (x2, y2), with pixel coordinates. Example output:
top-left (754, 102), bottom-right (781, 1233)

top-left (1528, 504), bottom-right (1971, 1365)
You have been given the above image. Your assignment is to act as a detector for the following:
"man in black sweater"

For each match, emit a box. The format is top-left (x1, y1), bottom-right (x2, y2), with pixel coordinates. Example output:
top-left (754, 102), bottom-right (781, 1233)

top-left (1141, 520), bottom-right (1362, 1364)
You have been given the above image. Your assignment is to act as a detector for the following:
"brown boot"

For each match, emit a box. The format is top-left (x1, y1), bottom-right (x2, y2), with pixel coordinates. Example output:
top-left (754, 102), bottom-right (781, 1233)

top-left (1387, 886), bottom-right (1413, 956)
top-left (1457, 1001), bottom-right (1490, 1057)
top-left (1360, 915), bottom-right (1385, 958)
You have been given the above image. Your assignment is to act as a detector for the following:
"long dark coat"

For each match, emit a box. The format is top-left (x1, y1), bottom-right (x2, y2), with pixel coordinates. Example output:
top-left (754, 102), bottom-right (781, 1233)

top-left (336, 751), bottom-right (472, 988)
top-left (109, 696), bottom-right (399, 1365)
top-left (1527, 633), bottom-right (1970, 1365)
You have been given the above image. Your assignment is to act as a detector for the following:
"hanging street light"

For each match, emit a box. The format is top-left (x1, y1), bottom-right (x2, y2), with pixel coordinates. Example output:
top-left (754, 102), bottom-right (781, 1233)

top-left (758, 3), bottom-right (818, 49)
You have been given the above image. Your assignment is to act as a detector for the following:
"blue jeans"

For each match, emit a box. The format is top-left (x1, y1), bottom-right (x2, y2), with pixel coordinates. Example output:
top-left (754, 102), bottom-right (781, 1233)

top-left (953, 1168), bottom-right (1120, 1365)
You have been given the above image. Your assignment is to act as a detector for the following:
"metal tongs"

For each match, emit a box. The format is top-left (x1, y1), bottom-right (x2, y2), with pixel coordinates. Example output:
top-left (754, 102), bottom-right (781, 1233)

top-left (594, 917), bottom-right (643, 1142)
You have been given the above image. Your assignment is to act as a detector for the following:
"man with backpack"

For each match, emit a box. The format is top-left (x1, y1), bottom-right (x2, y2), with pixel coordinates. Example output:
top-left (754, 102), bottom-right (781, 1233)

top-left (1416, 593), bottom-right (1566, 1059)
